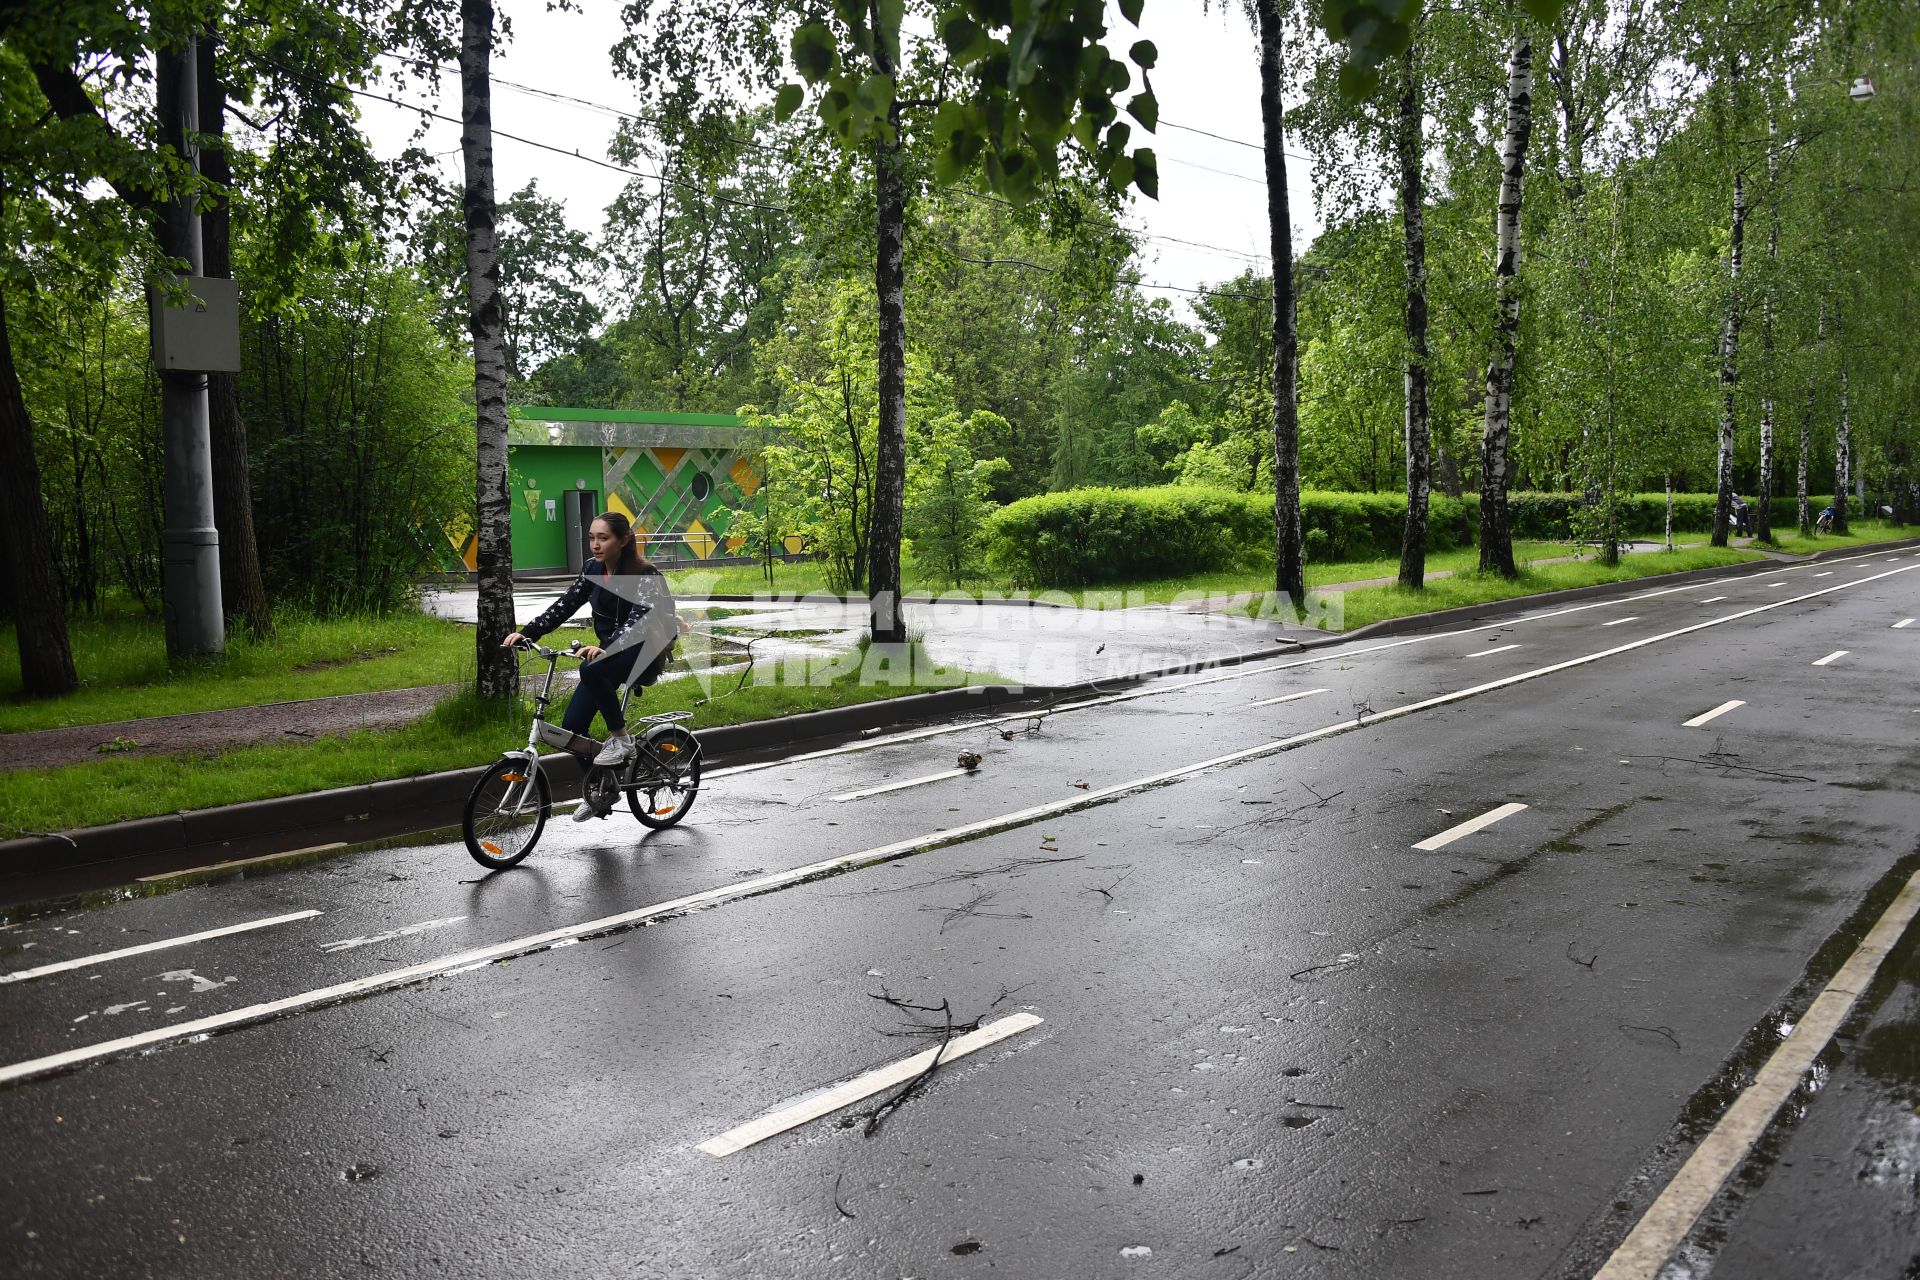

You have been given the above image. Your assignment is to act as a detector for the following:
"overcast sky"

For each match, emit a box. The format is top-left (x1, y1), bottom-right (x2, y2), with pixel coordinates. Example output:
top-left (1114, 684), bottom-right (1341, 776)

top-left (357, 0), bottom-right (1378, 317)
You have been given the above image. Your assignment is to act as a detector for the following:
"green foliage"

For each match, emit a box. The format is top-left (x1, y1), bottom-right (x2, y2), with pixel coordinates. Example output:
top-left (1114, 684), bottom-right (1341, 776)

top-left (984, 486), bottom-right (1274, 587)
top-left (238, 249), bottom-right (473, 613)
top-left (905, 412), bottom-right (1007, 583)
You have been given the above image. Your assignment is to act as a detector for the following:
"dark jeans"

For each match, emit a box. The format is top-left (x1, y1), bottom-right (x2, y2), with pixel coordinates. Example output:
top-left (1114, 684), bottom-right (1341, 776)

top-left (561, 650), bottom-right (639, 737)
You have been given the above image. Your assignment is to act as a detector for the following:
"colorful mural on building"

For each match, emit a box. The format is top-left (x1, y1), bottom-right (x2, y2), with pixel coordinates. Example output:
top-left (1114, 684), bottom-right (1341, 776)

top-left (441, 407), bottom-right (773, 575)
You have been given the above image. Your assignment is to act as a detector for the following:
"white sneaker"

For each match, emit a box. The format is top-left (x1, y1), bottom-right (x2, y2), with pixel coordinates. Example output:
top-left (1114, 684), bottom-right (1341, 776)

top-left (592, 735), bottom-right (634, 767)
top-left (571, 800), bottom-right (602, 823)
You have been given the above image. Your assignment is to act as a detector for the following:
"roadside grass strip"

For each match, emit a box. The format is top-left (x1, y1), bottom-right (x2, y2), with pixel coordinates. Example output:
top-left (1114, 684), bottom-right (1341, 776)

top-left (1413, 803), bottom-right (1528, 851)
top-left (1682, 701), bottom-right (1746, 728)
top-left (1593, 866), bottom-right (1920, 1280)
top-left (0, 910), bottom-right (321, 985)
top-left (3, 559), bottom-right (1911, 1088)
top-left (831, 768), bottom-right (974, 803)
top-left (695, 1013), bottom-right (1045, 1157)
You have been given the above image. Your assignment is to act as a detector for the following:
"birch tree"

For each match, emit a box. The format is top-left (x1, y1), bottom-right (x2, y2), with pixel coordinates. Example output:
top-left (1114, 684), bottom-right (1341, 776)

top-left (1479, 26), bottom-right (1534, 578)
top-left (1394, 36), bottom-right (1432, 588)
top-left (456, 0), bottom-right (516, 699)
top-left (618, 0), bottom-right (1160, 642)
top-left (1253, 0), bottom-right (1303, 606)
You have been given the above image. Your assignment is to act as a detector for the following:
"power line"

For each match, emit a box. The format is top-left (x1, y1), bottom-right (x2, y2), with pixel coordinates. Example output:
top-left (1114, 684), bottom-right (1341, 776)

top-left (336, 76), bottom-right (1277, 303)
top-left (389, 54), bottom-right (1296, 266)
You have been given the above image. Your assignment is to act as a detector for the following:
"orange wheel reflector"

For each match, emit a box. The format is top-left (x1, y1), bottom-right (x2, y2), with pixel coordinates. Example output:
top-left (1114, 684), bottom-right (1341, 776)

top-left (653, 806), bottom-right (676, 816)
top-left (500, 772), bottom-right (525, 782)
top-left (480, 841), bottom-right (504, 856)
top-left (659, 744), bottom-right (679, 754)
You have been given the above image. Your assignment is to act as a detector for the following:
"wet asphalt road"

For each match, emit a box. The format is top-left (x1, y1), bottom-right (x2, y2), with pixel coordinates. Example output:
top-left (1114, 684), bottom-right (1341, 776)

top-left (3, 548), bottom-right (1918, 1279)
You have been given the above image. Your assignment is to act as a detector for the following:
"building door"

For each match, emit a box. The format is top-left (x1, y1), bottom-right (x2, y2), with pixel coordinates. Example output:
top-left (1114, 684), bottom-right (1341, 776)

top-left (563, 490), bottom-right (599, 574)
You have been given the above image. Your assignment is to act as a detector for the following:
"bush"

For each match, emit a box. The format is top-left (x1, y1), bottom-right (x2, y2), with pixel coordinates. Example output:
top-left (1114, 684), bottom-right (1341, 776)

top-left (984, 487), bottom-right (1273, 586)
top-left (985, 486), bottom-right (1474, 587)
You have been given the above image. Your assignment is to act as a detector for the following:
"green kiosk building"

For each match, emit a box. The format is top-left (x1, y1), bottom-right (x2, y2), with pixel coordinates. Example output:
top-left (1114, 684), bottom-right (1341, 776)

top-left (459, 406), bottom-right (774, 577)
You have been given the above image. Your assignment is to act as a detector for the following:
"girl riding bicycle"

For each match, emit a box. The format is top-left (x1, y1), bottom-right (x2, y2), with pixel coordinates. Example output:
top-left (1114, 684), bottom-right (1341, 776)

top-left (502, 512), bottom-right (681, 817)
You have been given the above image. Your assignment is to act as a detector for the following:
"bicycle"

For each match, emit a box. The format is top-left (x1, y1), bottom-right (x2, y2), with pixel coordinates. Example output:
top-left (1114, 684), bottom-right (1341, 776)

top-left (462, 637), bottom-right (704, 870)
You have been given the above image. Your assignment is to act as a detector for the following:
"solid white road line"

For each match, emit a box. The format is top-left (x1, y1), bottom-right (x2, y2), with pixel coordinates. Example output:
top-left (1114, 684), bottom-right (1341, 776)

top-left (1412, 803), bottom-right (1528, 852)
top-left (318, 916), bottom-right (466, 954)
top-left (1594, 866), bottom-right (1920, 1280)
top-left (1812, 651), bottom-right (1849, 667)
top-left (7, 560), bottom-right (1912, 1088)
top-left (1467, 644), bottom-right (1522, 659)
top-left (1248, 687), bottom-right (1328, 708)
top-left (1894, 619), bottom-right (1915, 629)
top-left (136, 845), bottom-right (348, 883)
top-left (0, 910), bottom-right (322, 985)
top-left (1602, 617), bottom-right (1641, 626)
top-left (695, 1012), bottom-right (1044, 1157)
top-left (831, 768), bottom-right (972, 803)
top-left (1682, 700), bottom-right (1746, 728)
top-left (1699, 596), bottom-right (1729, 604)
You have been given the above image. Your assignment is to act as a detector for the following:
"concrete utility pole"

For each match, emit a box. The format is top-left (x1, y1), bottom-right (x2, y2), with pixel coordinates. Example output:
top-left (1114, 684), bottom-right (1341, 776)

top-left (154, 35), bottom-right (225, 657)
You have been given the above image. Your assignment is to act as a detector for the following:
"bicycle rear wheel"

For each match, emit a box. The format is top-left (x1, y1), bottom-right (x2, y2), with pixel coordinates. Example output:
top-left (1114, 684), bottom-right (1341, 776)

top-left (464, 757), bottom-right (550, 869)
top-left (625, 726), bottom-right (701, 829)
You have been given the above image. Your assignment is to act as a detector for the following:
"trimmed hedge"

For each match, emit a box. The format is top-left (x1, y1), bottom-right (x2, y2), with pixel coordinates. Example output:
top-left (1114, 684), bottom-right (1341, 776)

top-left (984, 487), bottom-right (1472, 587)
top-left (983, 487), bottom-right (1271, 586)
top-left (983, 485), bottom-right (1824, 588)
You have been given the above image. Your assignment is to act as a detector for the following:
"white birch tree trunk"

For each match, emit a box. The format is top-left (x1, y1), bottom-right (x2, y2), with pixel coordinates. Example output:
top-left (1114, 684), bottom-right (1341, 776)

top-left (1835, 363), bottom-right (1852, 535)
top-left (1478, 29), bottom-right (1533, 578)
top-left (1755, 123), bottom-right (1777, 544)
top-left (1711, 164), bottom-right (1745, 547)
top-left (1256, 0), bottom-right (1304, 606)
top-left (867, 31), bottom-right (908, 644)
top-left (461, 0), bottom-right (518, 700)
top-left (1396, 38), bottom-right (1432, 590)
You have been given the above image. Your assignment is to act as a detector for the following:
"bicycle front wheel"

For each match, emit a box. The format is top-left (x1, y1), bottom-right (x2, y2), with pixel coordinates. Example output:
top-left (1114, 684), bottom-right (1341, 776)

top-left (464, 757), bottom-right (551, 869)
top-left (626, 727), bottom-right (701, 829)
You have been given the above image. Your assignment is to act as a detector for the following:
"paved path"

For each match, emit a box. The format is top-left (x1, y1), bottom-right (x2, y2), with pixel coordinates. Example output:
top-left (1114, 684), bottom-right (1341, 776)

top-left (0, 685), bottom-right (460, 774)
top-left (2, 544), bottom-right (1916, 1278)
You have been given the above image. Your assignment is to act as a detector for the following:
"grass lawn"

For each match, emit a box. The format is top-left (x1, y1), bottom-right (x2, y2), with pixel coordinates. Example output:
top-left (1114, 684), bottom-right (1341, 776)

top-left (1235, 544), bottom-right (1767, 631)
top-left (0, 608), bottom-right (480, 734)
top-left (1758, 517), bottom-right (1913, 556)
top-left (0, 643), bottom-right (988, 838)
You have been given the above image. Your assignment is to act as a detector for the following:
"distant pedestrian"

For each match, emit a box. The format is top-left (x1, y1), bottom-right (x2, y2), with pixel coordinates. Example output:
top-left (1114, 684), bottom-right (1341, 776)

top-left (1730, 495), bottom-right (1750, 536)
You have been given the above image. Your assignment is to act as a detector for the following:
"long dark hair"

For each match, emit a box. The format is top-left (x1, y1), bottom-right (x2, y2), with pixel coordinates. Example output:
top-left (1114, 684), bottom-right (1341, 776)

top-left (594, 511), bottom-right (653, 577)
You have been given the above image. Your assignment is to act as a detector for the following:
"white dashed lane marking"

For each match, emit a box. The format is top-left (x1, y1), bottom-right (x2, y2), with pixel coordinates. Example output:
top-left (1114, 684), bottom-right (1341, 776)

top-left (1812, 651), bottom-right (1849, 667)
top-left (1467, 644), bottom-right (1522, 659)
top-left (1602, 617), bottom-right (1641, 627)
top-left (1412, 803), bottom-right (1528, 852)
top-left (1683, 700), bottom-right (1746, 728)
top-left (1248, 688), bottom-right (1328, 708)
top-left (696, 1013), bottom-right (1045, 1157)
top-left (0, 911), bottom-right (322, 985)
top-left (831, 768), bottom-right (974, 803)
